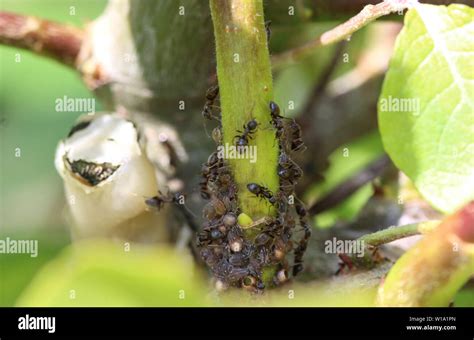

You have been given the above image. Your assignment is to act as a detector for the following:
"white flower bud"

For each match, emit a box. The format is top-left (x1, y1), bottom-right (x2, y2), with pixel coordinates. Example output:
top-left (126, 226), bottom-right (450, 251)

top-left (55, 114), bottom-right (168, 242)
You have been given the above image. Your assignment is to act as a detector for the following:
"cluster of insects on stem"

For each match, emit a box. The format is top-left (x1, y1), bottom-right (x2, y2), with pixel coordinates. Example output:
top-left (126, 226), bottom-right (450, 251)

top-left (197, 80), bottom-right (312, 292)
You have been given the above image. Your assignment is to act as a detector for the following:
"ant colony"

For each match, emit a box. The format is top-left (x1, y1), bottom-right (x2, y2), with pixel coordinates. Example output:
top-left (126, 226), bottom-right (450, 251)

top-left (198, 85), bottom-right (312, 293)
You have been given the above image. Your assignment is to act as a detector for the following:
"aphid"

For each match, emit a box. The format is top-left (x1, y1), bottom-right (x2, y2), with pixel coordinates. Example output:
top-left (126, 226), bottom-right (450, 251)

top-left (223, 213), bottom-right (237, 227)
top-left (210, 228), bottom-right (224, 240)
top-left (197, 231), bottom-right (211, 246)
top-left (202, 85), bottom-right (220, 121)
top-left (226, 264), bottom-right (249, 282)
top-left (230, 239), bottom-right (243, 252)
top-left (278, 152), bottom-right (303, 182)
top-left (199, 175), bottom-right (211, 199)
top-left (234, 119), bottom-right (258, 151)
top-left (247, 183), bottom-right (277, 205)
top-left (199, 151), bottom-right (225, 199)
top-left (211, 126), bottom-right (222, 145)
top-left (229, 253), bottom-right (249, 266)
top-left (255, 232), bottom-right (272, 246)
top-left (202, 197), bottom-right (228, 220)
top-left (228, 225), bottom-right (244, 252)
top-left (201, 248), bottom-right (219, 266)
top-left (287, 119), bottom-right (306, 152)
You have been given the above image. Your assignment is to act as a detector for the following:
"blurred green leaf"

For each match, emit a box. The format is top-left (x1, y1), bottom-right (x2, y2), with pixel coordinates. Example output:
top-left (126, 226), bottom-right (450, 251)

top-left (378, 4), bottom-right (474, 213)
top-left (0, 232), bottom-right (68, 306)
top-left (16, 240), bottom-right (208, 307)
top-left (308, 131), bottom-right (385, 228)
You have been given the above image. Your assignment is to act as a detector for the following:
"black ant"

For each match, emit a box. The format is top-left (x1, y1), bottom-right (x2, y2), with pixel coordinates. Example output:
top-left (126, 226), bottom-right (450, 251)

top-left (269, 101), bottom-right (305, 152)
top-left (247, 183), bottom-right (277, 205)
top-left (269, 101), bottom-right (286, 139)
top-left (234, 119), bottom-right (258, 151)
top-left (202, 85), bottom-right (220, 121)
top-left (145, 191), bottom-right (173, 210)
top-left (292, 200), bottom-right (312, 276)
top-left (146, 191), bottom-right (199, 232)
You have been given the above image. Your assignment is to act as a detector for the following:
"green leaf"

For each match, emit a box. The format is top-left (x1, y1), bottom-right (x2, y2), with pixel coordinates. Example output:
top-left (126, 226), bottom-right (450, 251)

top-left (378, 4), bottom-right (474, 213)
top-left (15, 241), bottom-right (207, 307)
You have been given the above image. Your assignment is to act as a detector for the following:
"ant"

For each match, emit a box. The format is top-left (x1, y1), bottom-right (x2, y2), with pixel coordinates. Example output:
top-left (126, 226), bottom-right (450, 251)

top-left (145, 191), bottom-right (174, 210)
top-left (247, 183), bottom-right (277, 205)
top-left (269, 101), bottom-right (305, 152)
top-left (292, 200), bottom-right (312, 276)
top-left (234, 119), bottom-right (258, 151)
top-left (269, 101), bottom-right (286, 139)
top-left (202, 85), bottom-right (220, 121)
top-left (146, 191), bottom-right (199, 232)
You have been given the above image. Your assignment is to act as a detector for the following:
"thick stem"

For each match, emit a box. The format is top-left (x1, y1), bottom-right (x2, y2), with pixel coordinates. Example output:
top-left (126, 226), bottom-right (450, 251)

top-left (210, 0), bottom-right (278, 219)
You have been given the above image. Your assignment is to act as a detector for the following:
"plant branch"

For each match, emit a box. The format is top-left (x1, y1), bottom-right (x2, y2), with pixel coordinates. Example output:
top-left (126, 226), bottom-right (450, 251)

top-left (358, 220), bottom-right (439, 246)
top-left (0, 11), bottom-right (83, 67)
top-left (210, 0), bottom-right (278, 218)
top-left (309, 154), bottom-right (392, 215)
top-left (341, 220), bottom-right (439, 271)
top-left (271, 0), bottom-right (416, 66)
top-left (298, 40), bottom-right (347, 127)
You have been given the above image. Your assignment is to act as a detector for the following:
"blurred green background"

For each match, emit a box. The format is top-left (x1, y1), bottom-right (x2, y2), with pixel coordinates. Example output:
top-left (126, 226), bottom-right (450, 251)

top-left (0, 0), bottom-right (107, 306)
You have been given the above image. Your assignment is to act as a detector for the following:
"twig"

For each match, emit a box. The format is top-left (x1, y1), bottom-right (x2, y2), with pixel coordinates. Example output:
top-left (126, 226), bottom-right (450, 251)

top-left (0, 11), bottom-right (83, 67)
top-left (358, 220), bottom-right (439, 246)
top-left (309, 154), bottom-right (392, 215)
top-left (298, 40), bottom-right (347, 127)
top-left (271, 0), bottom-right (417, 66)
top-left (300, 0), bottom-right (474, 20)
top-left (340, 220), bottom-right (440, 271)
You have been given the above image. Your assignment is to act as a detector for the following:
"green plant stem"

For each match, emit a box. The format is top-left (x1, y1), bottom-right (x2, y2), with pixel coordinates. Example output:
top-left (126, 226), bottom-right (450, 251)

top-left (358, 220), bottom-right (439, 247)
top-left (347, 221), bottom-right (439, 269)
top-left (210, 0), bottom-right (278, 219)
